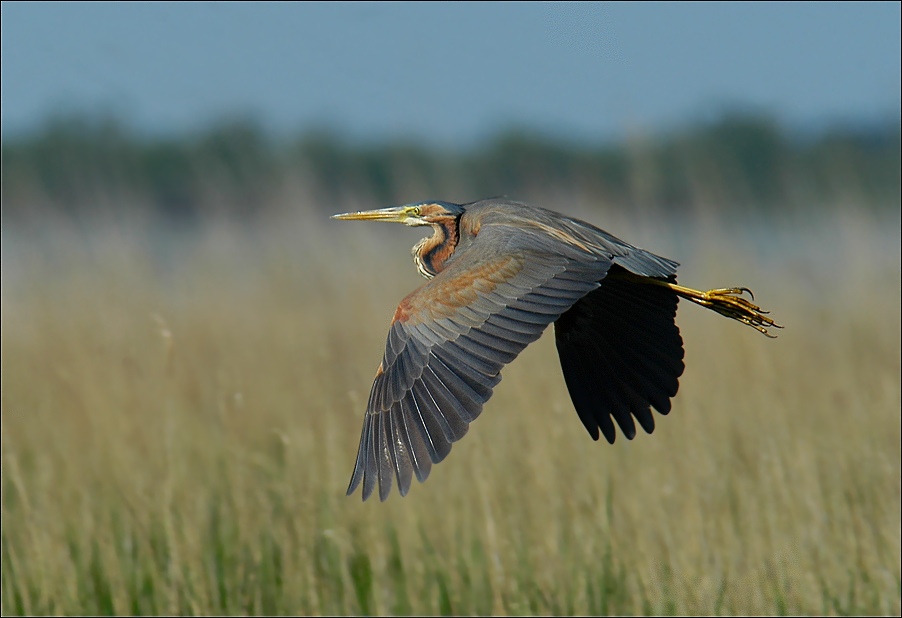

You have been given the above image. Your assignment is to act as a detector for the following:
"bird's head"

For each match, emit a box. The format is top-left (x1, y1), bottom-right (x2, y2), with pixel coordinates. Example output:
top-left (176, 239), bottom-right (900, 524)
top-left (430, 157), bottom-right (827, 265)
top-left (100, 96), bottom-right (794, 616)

top-left (332, 201), bottom-right (465, 227)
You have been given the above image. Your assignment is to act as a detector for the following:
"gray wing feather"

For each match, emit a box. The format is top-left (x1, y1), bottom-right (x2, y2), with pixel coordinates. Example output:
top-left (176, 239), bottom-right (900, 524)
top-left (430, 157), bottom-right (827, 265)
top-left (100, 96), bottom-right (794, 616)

top-left (347, 224), bottom-right (610, 500)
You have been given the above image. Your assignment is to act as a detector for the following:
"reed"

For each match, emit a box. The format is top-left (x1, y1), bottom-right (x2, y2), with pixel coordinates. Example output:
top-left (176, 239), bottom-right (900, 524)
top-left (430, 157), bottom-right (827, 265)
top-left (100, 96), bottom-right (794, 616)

top-left (2, 207), bottom-right (899, 615)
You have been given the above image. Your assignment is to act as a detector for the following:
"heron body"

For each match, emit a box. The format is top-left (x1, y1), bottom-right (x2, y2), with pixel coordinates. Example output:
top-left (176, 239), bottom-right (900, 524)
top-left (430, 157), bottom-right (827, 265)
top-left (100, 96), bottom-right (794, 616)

top-left (332, 198), bottom-right (780, 501)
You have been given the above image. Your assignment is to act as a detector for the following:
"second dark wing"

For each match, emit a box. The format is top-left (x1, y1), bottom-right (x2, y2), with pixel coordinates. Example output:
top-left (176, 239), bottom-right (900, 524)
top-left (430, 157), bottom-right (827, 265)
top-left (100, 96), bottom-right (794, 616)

top-left (347, 226), bottom-right (612, 501)
top-left (554, 266), bottom-right (685, 445)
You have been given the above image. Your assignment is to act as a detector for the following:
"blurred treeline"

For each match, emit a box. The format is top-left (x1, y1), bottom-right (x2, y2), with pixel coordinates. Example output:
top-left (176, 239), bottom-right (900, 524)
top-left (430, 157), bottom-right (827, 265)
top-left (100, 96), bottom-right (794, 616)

top-left (2, 111), bottom-right (899, 225)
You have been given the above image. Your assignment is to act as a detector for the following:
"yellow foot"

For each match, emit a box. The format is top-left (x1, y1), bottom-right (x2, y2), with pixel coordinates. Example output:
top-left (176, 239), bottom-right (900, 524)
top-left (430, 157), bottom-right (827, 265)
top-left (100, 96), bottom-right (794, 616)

top-left (614, 272), bottom-right (784, 337)
top-left (665, 283), bottom-right (782, 337)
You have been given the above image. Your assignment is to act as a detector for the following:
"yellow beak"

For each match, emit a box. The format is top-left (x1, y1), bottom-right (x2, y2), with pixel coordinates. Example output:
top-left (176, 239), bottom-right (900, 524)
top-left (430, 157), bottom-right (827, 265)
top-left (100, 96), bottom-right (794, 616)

top-left (331, 206), bottom-right (413, 223)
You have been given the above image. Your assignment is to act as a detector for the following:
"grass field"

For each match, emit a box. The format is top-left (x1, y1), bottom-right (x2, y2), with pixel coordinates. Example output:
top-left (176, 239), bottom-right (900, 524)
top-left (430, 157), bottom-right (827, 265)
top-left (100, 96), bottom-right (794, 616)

top-left (2, 207), bottom-right (900, 615)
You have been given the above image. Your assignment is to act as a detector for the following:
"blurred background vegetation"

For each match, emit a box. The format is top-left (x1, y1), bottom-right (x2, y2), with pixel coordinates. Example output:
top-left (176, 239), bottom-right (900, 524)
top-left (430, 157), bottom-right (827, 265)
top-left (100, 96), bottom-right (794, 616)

top-left (2, 108), bottom-right (900, 616)
top-left (3, 4), bottom-right (900, 613)
top-left (3, 111), bottom-right (899, 228)
top-left (0, 109), bottom-right (902, 615)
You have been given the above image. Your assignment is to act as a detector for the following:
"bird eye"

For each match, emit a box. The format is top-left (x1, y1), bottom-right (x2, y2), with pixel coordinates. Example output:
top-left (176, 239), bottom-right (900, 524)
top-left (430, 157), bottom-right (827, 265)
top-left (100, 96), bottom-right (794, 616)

top-left (412, 206), bottom-right (422, 216)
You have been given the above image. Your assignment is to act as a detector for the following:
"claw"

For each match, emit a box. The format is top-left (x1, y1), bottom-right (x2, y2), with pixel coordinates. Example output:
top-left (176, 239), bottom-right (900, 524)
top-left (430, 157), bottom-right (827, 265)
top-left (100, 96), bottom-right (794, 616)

top-left (694, 287), bottom-right (782, 337)
top-left (708, 287), bottom-right (754, 300)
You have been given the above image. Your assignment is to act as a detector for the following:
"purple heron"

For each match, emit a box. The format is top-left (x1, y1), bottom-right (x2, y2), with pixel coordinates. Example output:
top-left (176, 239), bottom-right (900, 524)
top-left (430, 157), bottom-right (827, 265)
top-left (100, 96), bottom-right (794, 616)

top-left (333, 198), bottom-right (780, 501)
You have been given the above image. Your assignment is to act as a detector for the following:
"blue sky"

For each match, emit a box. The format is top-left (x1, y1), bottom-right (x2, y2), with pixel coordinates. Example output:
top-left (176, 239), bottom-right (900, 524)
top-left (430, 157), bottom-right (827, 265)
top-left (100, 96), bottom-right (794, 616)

top-left (2, 2), bottom-right (900, 146)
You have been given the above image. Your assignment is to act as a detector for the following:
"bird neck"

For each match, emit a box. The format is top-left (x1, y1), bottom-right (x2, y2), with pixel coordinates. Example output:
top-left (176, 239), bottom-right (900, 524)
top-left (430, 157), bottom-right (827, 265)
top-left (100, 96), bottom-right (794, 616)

top-left (412, 219), bottom-right (459, 279)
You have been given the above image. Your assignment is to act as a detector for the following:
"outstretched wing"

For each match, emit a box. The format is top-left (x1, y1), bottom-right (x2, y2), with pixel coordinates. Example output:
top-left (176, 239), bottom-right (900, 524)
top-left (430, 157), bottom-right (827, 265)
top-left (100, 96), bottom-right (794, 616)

top-left (347, 224), bottom-right (611, 501)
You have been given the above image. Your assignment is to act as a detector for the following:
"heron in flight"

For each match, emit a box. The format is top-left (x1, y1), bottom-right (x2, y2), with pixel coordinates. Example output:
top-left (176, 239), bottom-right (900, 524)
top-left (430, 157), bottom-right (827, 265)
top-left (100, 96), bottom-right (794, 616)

top-left (333, 198), bottom-right (780, 501)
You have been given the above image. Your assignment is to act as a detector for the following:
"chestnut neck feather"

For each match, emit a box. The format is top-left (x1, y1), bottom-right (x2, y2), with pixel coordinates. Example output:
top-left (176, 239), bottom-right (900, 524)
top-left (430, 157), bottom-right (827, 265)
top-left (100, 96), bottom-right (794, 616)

top-left (412, 217), bottom-right (459, 279)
